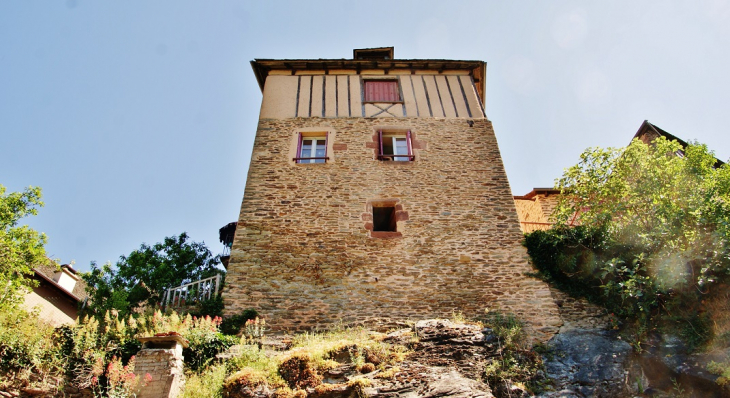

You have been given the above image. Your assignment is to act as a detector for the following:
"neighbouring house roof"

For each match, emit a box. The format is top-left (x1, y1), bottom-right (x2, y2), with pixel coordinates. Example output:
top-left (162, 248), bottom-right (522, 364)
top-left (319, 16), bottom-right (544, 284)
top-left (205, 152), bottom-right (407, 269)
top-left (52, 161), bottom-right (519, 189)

top-left (633, 120), bottom-right (690, 148)
top-left (250, 52), bottom-right (487, 108)
top-left (633, 120), bottom-right (724, 167)
top-left (33, 262), bottom-right (88, 302)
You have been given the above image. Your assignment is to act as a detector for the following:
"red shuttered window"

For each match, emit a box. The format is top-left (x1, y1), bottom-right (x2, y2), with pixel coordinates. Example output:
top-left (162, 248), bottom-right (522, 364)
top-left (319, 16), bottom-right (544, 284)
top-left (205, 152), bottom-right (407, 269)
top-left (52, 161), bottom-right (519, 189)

top-left (378, 130), bottom-right (414, 161)
top-left (364, 80), bottom-right (401, 102)
top-left (294, 132), bottom-right (328, 164)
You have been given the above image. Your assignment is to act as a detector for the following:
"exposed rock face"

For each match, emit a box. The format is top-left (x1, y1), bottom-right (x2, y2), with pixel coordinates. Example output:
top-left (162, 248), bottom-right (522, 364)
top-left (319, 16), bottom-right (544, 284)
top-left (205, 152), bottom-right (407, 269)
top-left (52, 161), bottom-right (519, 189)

top-left (539, 328), bottom-right (632, 397)
top-left (321, 320), bottom-right (495, 398)
top-left (369, 320), bottom-right (493, 397)
top-left (541, 290), bottom-right (730, 397)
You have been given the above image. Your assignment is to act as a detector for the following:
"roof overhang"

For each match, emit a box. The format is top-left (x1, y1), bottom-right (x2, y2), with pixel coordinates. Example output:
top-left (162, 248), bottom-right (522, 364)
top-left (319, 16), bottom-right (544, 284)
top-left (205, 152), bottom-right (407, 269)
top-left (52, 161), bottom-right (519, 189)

top-left (251, 58), bottom-right (487, 108)
top-left (514, 187), bottom-right (561, 200)
top-left (33, 268), bottom-right (82, 302)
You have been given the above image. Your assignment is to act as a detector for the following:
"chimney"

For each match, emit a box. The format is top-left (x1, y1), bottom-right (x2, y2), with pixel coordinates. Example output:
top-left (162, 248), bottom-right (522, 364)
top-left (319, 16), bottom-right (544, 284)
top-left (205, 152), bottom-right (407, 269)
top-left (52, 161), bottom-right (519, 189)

top-left (53, 264), bottom-right (79, 294)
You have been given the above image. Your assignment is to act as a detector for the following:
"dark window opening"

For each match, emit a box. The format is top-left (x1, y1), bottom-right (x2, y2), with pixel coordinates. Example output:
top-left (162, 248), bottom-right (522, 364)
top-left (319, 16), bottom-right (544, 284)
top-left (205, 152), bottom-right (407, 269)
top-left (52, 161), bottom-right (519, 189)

top-left (353, 47), bottom-right (394, 60)
top-left (372, 206), bottom-right (397, 232)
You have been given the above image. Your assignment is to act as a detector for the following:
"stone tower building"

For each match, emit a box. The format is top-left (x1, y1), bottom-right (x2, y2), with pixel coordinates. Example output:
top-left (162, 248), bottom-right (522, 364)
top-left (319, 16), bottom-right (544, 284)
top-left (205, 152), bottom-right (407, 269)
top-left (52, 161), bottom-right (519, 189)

top-left (223, 47), bottom-right (561, 340)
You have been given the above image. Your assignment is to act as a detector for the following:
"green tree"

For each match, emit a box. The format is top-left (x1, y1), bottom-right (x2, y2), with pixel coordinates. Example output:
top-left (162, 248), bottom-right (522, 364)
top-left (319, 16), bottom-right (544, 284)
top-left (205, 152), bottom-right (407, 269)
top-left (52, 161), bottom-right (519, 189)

top-left (527, 137), bottom-right (730, 322)
top-left (83, 233), bottom-right (223, 317)
top-left (0, 185), bottom-right (49, 306)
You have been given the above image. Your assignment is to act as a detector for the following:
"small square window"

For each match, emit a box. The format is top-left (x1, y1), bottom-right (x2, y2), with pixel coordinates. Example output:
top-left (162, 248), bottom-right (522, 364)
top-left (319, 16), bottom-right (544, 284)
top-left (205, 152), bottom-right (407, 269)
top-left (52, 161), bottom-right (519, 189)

top-left (372, 206), bottom-right (397, 232)
top-left (294, 133), bottom-right (328, 164)
top-left (364, 80), bottom-right (401, 102)
top-left (378, 130), bottom-right (414, 161)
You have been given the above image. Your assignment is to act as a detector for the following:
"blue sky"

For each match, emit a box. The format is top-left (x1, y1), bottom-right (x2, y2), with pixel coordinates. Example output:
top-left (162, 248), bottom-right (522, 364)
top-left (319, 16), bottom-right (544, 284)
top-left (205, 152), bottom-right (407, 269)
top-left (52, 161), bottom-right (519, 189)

top-left (2, 1), bottom-right (730, 272)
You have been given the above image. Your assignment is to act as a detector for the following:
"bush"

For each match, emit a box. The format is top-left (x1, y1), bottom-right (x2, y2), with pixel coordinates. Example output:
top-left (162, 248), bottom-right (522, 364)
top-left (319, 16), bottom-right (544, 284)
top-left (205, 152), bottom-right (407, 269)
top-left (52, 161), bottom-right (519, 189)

top-left (0, 304), bottom-right (62, 387)
top-left (278, 353), bottom-right (322, 390)
top-left (59, 309), bottom-right (236, 391)
top-left (220, 309), bottom-right (259, 336)
top-left (479, 312), bottom-right (549, 396)
top-left (222, 368), bottom-right (270, 398)
top-left (189, 295), bottom-right (225, 318)
top-left (525, 225), bottom-right (668, 319)
top-left (185, 331), bottom-right (238, 371)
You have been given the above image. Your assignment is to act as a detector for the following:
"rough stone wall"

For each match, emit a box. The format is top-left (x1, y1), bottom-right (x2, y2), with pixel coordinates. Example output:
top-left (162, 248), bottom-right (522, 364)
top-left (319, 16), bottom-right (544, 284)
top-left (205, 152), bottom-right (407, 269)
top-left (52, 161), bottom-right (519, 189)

top-left (223, 116), bottom-right (561, 341)
top-left (550, 288), bottom-right (610, 330)
top-left (514, 198), bottom-right (547, 224)
top-left (134, 347), bottom-right (185, 398)
top-left (535, 193), bottom-right (560, 223)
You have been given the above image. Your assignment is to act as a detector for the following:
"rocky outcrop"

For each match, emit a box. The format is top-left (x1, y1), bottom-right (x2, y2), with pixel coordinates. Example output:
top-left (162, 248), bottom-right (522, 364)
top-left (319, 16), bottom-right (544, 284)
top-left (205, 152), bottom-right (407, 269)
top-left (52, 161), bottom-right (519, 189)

top-left (311, 319), bottom-right (494, 398)
top-left (541, 290), bottom-right (730, 397)
top-left (539, 328), bottom-right (632, 397)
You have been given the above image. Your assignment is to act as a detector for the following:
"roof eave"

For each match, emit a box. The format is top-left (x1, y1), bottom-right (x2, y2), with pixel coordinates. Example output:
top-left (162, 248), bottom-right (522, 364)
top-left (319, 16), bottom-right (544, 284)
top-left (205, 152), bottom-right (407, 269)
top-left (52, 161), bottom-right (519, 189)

top-left (33, 268), bottom-right (82, 302)
top-left (250, 58), bottom-right (487, 98)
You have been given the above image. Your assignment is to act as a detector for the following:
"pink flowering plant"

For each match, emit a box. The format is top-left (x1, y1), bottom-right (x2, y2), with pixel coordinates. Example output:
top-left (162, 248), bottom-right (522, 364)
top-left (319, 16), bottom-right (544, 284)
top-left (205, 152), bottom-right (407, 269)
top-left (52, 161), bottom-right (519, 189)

top-left (63, 309), bottom-right (235, 392)
top-left (91, 356), bottom-right (139, 398)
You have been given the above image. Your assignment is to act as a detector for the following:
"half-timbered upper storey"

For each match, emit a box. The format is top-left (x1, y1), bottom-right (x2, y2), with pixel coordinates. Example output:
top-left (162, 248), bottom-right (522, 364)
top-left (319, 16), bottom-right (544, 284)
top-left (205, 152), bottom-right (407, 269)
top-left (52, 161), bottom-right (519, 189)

top-left (251, 47), bottom-right (486, 119)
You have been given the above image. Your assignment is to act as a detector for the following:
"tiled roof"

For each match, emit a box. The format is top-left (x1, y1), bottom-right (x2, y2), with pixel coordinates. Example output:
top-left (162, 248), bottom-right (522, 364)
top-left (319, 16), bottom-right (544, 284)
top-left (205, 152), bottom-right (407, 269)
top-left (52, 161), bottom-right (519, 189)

top-left (33, 261), bottom-right (88, 302)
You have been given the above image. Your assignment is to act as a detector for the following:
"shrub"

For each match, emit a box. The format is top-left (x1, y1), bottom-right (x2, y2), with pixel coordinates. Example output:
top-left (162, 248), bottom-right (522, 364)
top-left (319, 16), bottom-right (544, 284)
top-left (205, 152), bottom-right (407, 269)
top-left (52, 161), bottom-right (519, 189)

top-left (91, 355), bottom-right (139, 398)
top-left (0, 304), bottom-right (62, 387)
top-left (480, 311), bottom-right (549, 396)
top-left (537, 137), bottom-right (730, 348)
top-left (278, 353), bottom-right (322, 390)
top-left (183, 315), bottom-right (237, 371)
top-left (60, 309), bottom-right (235, 391)
top-left (220, 309), bottom-right (259, 336)
top-left (187, 295), bottom-right (224, 318)
top-left (222, 368), bottom-right (269, 398)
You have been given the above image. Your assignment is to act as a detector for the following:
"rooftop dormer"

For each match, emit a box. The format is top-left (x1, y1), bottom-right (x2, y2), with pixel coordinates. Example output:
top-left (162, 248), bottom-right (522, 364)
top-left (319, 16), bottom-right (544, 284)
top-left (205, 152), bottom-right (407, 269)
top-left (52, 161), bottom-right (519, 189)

top-left (353, 47), bottom-right (394, 60)
top-left (53, 264), bottom-right (79, 294)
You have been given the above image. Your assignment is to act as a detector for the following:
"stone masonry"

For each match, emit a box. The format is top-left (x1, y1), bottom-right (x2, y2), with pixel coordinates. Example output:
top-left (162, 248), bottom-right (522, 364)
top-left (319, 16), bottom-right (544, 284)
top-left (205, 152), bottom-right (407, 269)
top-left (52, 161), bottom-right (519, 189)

top-left (223, 115), bottom-right (562, 341)
top-left (134, 337), bottom-right (186, 398)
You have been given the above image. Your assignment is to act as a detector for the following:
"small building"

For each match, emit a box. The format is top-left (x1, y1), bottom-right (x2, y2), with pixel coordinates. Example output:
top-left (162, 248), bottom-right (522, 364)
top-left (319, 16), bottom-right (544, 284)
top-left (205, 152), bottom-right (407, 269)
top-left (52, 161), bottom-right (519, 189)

top-left (513, 188), bottom-right (561, 233)
top-left (23, 263), bottom-right (87, 326)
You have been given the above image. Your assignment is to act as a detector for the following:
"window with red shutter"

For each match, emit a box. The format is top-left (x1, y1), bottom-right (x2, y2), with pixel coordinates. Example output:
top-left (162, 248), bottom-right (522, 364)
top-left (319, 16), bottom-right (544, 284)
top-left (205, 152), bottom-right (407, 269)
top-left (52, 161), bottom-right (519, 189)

top-left (293, 132), bottom-right (328, 164)
top-left (378, 130), bottom-right (414, 161)
top-left (363, 80), bottom-right (401, 102)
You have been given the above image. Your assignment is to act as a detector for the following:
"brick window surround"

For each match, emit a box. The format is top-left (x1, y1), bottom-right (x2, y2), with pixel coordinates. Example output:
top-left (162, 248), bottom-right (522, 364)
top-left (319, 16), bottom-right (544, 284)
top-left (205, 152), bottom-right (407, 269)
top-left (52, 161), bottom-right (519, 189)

top-left (362, 199), bottom-right (409, 238)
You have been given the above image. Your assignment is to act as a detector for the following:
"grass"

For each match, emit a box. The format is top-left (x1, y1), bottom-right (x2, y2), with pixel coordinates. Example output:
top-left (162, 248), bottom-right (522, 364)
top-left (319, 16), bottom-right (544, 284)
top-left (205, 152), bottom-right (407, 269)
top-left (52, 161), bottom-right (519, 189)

top-left (289, 326), bottom-right (409, 373)
top-left (181, 364), bottom-right (227, 398)
top-left (181, 325), bottom-right (410, 397)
